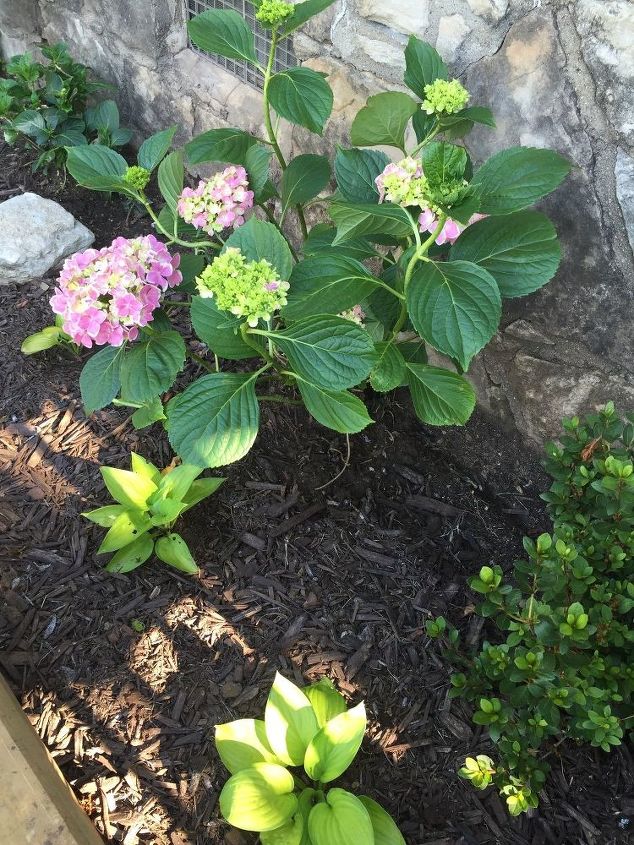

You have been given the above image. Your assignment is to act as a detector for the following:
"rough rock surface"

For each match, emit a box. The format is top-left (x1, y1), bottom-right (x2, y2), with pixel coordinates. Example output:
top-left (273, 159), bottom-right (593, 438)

top-left (0, 192), bottom-right (94, 285)
top-left (2, 0), bottom-right (633, 441)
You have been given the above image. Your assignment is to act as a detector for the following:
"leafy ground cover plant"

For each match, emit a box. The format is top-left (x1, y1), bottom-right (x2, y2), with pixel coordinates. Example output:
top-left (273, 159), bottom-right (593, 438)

top-left (27, 0), bottom-right (571, 470)
top-left (83, 452), bottom-right (225, 573)
top-left (214, 671), bottom-right (405, 844)
top-left (0, 42), bottom-right (131, 171)
top-left (428, 404), bottom-right (634, 814)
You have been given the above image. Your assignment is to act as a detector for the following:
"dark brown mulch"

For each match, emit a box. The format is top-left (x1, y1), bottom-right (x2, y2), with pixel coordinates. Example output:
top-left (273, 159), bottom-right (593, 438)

top-left (1, 142), bottom-right (633, 845)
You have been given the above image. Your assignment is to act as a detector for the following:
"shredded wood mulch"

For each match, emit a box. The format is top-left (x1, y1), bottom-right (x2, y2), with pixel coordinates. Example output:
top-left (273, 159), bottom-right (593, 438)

top-left (1, 142), bottom-right (633, 845)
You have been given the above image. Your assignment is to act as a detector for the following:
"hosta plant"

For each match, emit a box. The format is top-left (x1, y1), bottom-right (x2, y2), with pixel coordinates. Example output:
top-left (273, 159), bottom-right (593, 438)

top-left (83, 452), bottom-right (225, 573)
top-left (29, 0), bottom-right (572, 469)
top-left (429, 404), bottom-right (634, 814)
top-left (215, 672), bottom-right (405, 844)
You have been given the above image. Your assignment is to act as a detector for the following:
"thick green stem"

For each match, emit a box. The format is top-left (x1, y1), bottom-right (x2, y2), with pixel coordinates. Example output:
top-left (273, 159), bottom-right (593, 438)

top-left (141, 198), bottom-right (219, 251)
top-left (241, 323), bottom-right (274, 364)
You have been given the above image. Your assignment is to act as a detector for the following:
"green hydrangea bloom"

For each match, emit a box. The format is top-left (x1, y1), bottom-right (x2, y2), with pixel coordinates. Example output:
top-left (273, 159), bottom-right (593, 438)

top-left (377, 157), bottom-right (428, 207)
top-left (123, 165), bottom-right (151, 191)
top-left (422, 78), bottom-right (469, 116)
top-left (196, 247), bottom-right (289, 327)
top-left (256, 0), bottom-right (294, 28)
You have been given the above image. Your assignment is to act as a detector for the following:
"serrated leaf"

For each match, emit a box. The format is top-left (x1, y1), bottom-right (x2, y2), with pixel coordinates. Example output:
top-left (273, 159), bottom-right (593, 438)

top-left (138, 125), bottom-right (178, 171)
top-left (308, 789), bottom-right (373, 845)
top-left (281, 153), bottom-right (330, 219)
top-left (404, 36), bottom-right (448, 98)
top-left (265, 315), bottom-right (376, 390)
top-left (350, 92), bottom-right (418, 151)
top-left (158, 150), bottom-right (184, 212)
top-left (188, 9), bottom-right (258, 64)
top-left (472, 146), bottom-right (571, 215)
top-left (406, 363), bottom-right (476, 426)
top-left (245, 143), bottom-right (274, 199)
top-left (191, 295), bottom-right (258, 360)
top-left (283, 254), bottom-right (381, 320)
top-left (304, 702), bottom-right (366, 782)
top-left (132, 396), bottom-right (166, 429)
top-left (265, 672), bottom-right (319, 766)
top-left (370, 342), bottom-right (406, 392)
top-left (121, 330), bottom-right (186, 403)
top-left (449, 210), bottom-right (561, 297)
top-left (421, 141), bottom-right (468, 186)
top-left (105, 533), bottom-right (154, 573)
top-left (269, 67), bottom-right (333, 135)
top-left (65, 144), bottom-right (130, 193)
top-left (334, 147), bottom-right (389, 204)
top-left (166, 372), bottom-right (260, 468)
top-left (80, 345), bottom-right (124, 413)
top-left (223, 216), bottom-right (293, 280)
top-left (330, 202), bottom-right (413, 244)
top-left (303, 225), bottom-right (379, 261)
top-left (185, 127), bottom-right (257, 165)
top-left (216, 719), bottom-right (281, 774)
top-left (407, 260), bottom-right (501, 370)
top-left (358, 796), bottom-right (406, 845)
top-left (281, 0), bottom-right (337, 34)
top-left (295, 377), bottom-right (373, 434)
top-left (219, 763), bottom-right (297, 832)
top-left (100, 466), bottom-right (158, 509)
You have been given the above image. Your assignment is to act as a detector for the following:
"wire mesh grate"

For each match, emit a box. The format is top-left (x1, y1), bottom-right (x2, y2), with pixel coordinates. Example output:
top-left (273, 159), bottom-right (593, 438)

top-left (186, 0), bottom-right (297, 90)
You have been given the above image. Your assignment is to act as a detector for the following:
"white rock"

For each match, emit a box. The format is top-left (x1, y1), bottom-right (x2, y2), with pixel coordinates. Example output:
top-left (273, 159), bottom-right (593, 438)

top-left (357, 0), bottom-right (430, 37)
top-left (437, 14), bottom-right (472, 63)
top-left (0, 192), bottom-right (94, 285)
top-left (465, 0), bottom-right (509, 22)
top-left (615, 148), bottom-right (634, 254)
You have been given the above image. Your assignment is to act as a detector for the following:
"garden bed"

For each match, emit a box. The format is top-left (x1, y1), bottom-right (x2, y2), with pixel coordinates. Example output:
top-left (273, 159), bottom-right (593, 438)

top-left (0, 141), bottom-right (632, 845)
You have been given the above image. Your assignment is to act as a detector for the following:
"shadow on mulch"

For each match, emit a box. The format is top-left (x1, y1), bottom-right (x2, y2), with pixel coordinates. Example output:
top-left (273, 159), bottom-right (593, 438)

top-left (1, 142), bottom-right (633, 845)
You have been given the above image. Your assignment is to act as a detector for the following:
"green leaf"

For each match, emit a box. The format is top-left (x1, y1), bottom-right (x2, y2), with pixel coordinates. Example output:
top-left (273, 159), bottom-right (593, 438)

top-left (350, 92), bottom-right (418, 151)
top-left (97, 510), bottom-right (153, 554)
top-left (245, 143), bottom-right (274, 199)
top-left (308, 789), bottom-right (373, 845)
top-left (138, 125), bottom-right (178, 171)
top-left (404, 36), bottom-right (448, 98)
top-left (407, 260), bottom-right (501, 370)
top-left (65, 144), bottom-right (129, 193)
top-left (358, 796), bottom-right (406, 845)
top-left (154, 532), bottom-right (198, 574)
top-left (132, 397), bottom-right (166, 429)
top-left (303, 225), bottom-right (379, 261)
top-left (268, 67), bottom-right (333, 135)
top-left (264, 672), bottom-right (319, 766)
top-left (216, 719), bottom-right (281, 774)
top-left (472, 146), bottom-right (572, 215)
top-left (304, 702), bottom-right (366, 782)
top-left (21, 326), bottom-right (62, 354)
top-left (191, 295), bottom-right (258, 360)
top-left (177, 252), bottom-right (206, 293)
top-left (334, 147), bottom-right (389, 204)
top-left (105, 533), bottom-right (154, 573)
top-left (421, 141), bottom-right (468, 186)
top-left (412, 109), bottom-right (438, 144)
top-left (131, 452), bottom-right (161, 485)
top-left (295, 377), bottom-right (373, 434)
top-left (330, 202), bottom-right (413, 244)
top-left (54, 127), bottom-right (88, 147)
top-left (82, 504), bottom-right (126, 527)
top-left (442, 106), bottom-right (495, 129)
top-left (304, 678), bottom-right (347, 728)
top-left (158, 150), bottom-right (184, 212)
top-left (100, 466), bottom-right (158, 509)
top-left (406, 363), bottom-right (476, 425)
top-left (223, 216), bottom-right (293, 280)
top-left (260, 788), bottom-right (315, 845)
top-left (166, 372), bottom-right (260, 468)
top-left (121, 330), bottom-right (186, 404)
top-left (85, 99), bottom-right (119, 132)
top-left (370, 342), bottom-right (406, 393)
top-left (283, 254), bottom-right (382, 320)
top-left (281, 0), bottom-right (338, 34)
top-left (154, 464), bottom-right (202, 502)
top-left (185, 127), bottom-right (257, 165)
top-left (188, 9), bottom-right (258, 64)
top-left (182, 476), bottom-right (226, 510)
top-left (266, 315), bottom-right (376, 390)
top-left (449, 210), bottom-right (561, 297)
top-left (80, 345), bottom-right (124, 413)
top-left (281, 154), bottom-right (331, 219)
top-left (219, 763), bottom-right (297, 833)
top-left (13, 108), bottom-right (46, 139)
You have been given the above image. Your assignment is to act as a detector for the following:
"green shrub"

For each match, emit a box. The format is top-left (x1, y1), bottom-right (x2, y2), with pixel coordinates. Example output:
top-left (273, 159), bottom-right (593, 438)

top-left (430, 403), bottom-right (634, 814)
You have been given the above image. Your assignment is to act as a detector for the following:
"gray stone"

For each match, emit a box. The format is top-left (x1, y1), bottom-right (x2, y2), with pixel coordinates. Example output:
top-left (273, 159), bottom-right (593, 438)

top-left (615, 148), bottom-right (634, 255)
top-left (465, 0), bottom-right (508, 22)
top-left (436, 14), bottom-right (471, 63)
top-left (0, 193), bottom-right (94, 285)
top-left (357, 0), bottom-right (429, 37)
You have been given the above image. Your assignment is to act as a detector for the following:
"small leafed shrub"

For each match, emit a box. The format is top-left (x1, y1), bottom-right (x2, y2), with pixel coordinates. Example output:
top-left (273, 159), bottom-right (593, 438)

top-left (83, 452), bottom-right (224, 573)
top-left (1, 42), bottom-right (131, 171)
top-left (26, 0), bottom-right (573, 471)
top-left (214, 672), bottom-right (405, 844)
top-left (429, 404), bottom-right (634, 814)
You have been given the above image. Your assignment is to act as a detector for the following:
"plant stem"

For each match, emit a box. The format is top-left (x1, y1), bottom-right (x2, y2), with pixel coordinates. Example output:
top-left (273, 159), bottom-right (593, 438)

top-left (141, 198), bottom-right (219, 251)
top-left (241, 323), bottom-right (274, 364)
top-left (189, 351), bottom-right (215, 373)
top-left (257, 394), bottom-right (303, 406)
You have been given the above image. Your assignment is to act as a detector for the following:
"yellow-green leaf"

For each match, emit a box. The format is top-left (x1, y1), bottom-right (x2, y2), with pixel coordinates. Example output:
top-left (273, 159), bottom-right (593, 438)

top-left (215, 719), bottom-right (281, 774)
top-left (100, 466), bottom-right (157, 509)
top-left (97, 510), bottom-right (152, 554)
top-left (303, 702), bottom-right (366, 783)
top-left (358, 796), bottom-right (405, 845)
top-left (219, 763), bottom-right (297, 832)
top-left (308, 789), bottom-right (373, 845)
top-left (265, 672), bottom-right (319, 766)
top-left (304, 678), bottom-right (347, 728)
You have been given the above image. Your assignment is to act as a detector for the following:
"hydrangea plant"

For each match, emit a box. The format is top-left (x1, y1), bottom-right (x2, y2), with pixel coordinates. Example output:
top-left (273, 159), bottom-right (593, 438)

top-left (27, 0), bottom-right (572, 470)
top-left (214, 672), bottom-right (405, 844)
top-left (429, 404), bottom-right (634, 814)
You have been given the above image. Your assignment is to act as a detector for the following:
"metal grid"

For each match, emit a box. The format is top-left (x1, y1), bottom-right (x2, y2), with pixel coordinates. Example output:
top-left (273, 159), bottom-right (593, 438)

top-left (186, 0), bottom-right (297, 90)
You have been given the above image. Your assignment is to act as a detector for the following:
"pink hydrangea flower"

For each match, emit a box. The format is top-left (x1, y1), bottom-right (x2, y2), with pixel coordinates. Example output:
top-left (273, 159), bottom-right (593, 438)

top-left (375, 158), bottom-right (426, 206)
top-left (177, 165), bottom-right (254, 236)
top-left (50, 235), bottom-right (182, 348)
top-left (419, 210), bottom-right (488, 245)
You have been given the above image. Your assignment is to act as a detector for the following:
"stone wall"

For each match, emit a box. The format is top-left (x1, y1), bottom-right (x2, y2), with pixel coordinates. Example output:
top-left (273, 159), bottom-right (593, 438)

top-left (2, 0), bottom-right (633, 443)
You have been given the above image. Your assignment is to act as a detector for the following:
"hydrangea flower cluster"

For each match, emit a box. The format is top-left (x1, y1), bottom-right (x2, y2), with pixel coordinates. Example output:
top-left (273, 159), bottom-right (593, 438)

top-left (340, 305), bottom-right (366, 325)
top-left (422, 78), bottom-right (469, 116)
top-left (419, 209), bottom-right (487, 245)
top-left (375, 157), bottom-right (427, 206)
top-left (256, 0), bottom-right (294, 28)
top-left (177, 166), bottom-right (254, 236)
top-left (196, 247), bottom-right (289, 328)
top-left (123, 165), bottom-right (151, 191)
top-left (50, 235), bottom-right (182, 348)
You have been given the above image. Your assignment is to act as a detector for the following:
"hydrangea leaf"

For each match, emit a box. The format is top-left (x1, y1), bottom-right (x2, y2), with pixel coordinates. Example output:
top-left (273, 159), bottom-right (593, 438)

top-left (138, 125), bottom-right (178, 171)
top-left (334, 147), bottom-right (389, 204)
top-left (131, 397), bottom-right (166, 430)
top-left (308, 789), bottom-right (373, 845)
top-left (280, 0), bottom-right (338, 34)
top-left (281, 153), bottom-right (331, 219)
top-left (191, 296), bottom-right (260, 361)
top-left (350, 92), bottom-right (418, 151)
top-left (268, 67), bottom-right (333, 135)
top-left (304, 702), bottom-right (366, 782)
top-left (406, 363), bottom-right (476, 426)
top-left (79, 345), bottom-right (124, 414)
top-left (283, 254), bottom-right (381, 320)
top-left (158, 150), bottom-right (184, 212)
top-left (330, 202), bottom-right (413, 245)
top-left (265, 672), bottom-right (319, 766)
top-left (65, 144), bottom-right (129, 193)
top-left (120, 330), bottom-right (186, 404)
top-left (370, 342), bottom-right (406, 393)
top-left (295, 376), bottom-right (373, 434)
top-left (188, 9), bottom-right (258, 64)
top-left (223, 217), bottom-right (293, 280)
top-left (403, 36), bottom-right (448, 98)
top-left (185, 127), bottom-right (258, 166)
top-left (219, 763), bottom-right (297, 833)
